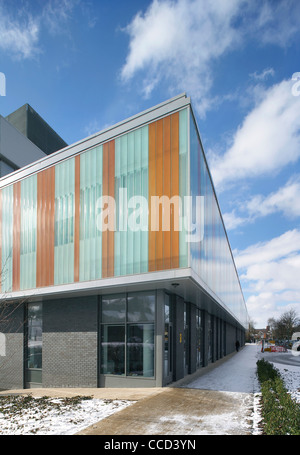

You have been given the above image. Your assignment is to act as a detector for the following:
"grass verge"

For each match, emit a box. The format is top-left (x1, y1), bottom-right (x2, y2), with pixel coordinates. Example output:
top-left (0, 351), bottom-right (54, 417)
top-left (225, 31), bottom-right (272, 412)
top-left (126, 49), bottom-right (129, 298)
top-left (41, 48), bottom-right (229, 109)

top-left (256, 359), bottom-right (300, 435)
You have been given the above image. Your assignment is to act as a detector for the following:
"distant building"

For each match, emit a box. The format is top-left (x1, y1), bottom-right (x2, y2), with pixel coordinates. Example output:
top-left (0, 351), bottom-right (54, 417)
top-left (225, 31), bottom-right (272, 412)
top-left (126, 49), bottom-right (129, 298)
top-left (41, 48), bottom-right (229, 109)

top-left (0, 103), bottom-right (67, 178)
top-left (5, 103), bottom-right (67, 156)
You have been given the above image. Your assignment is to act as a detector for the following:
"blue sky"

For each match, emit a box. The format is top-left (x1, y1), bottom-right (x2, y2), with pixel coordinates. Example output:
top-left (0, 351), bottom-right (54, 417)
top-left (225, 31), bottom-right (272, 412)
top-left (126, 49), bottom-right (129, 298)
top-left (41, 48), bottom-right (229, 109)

top-left (0, 0), bottom-right (300, 328)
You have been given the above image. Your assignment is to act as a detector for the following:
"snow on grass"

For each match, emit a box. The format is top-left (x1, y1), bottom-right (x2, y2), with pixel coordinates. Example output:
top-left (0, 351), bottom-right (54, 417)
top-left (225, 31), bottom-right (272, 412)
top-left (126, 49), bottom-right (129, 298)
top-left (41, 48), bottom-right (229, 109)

top-left (272, 361), bottom-right (300, 404)
top-left (0, 395), bottom-right (134, 435)
top-left (0, 345), bottom-right (298, 435)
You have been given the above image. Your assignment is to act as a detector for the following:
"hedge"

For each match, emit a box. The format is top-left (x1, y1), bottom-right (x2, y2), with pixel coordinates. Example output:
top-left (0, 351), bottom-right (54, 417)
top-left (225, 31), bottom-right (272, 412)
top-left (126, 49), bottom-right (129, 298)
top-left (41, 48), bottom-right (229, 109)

top-left (256, 359), bottom-right (300, 435)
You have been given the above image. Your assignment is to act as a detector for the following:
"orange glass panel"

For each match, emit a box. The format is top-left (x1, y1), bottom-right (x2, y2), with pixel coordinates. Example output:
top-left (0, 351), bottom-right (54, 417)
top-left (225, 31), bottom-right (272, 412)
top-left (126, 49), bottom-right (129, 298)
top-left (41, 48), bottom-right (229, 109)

top-left (102, 140), bottom-right (115, 278)
top-left (36, 167), bottom-right (55, 287)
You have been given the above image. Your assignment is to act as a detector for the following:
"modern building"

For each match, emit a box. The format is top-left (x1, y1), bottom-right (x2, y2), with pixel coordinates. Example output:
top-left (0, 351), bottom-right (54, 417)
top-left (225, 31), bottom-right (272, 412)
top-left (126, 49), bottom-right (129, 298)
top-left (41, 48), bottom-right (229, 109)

top-left (0, 94), bottom-right (248, 389)
top-left (0, 104), bottom-right (67, 178)
top-left (0, 114), bottom-right (46, 177)
top-left (5, 103), bottom-right (67, 156)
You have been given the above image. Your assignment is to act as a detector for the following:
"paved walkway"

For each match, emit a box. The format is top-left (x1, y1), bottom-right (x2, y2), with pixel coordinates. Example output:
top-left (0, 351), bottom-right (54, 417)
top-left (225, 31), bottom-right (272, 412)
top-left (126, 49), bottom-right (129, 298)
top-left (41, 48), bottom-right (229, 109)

top-left (77, 387), bottom-right (253, 435)
top-left (0, 346), bottom-right (259, 435)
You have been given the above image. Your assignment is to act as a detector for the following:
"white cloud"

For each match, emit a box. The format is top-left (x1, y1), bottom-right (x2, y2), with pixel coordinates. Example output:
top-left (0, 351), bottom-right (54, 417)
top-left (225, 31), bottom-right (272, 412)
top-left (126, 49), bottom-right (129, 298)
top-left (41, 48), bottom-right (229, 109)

top-left (211, 79), bottom-right (300, 190)
top-left (235, 229), bottom-right (300, 269)
top-left (222, 210), bottom-right (248, 231)
top-left (246, 175), bottom-right (300, 219)
top-left (235, 230), bottom-right (300, 327)
top-left (0, 0), bottom-right (81, 60)
top-left (223, 175), bottom-right (300, 231)
top-left (121, 0), bottom-right (300, 117)
top-left (42, 0), bottom-right (79, 36)
top-left (246, 293), bottom-right (299, 328)
top-left (250, 67), bottom-right (275, 81)
top-left (253, 0), bottom-right (300, 47)
top-left (0, 5), bottom-right (40, 59)
top-left (121, 0), bottom-right (243, 117)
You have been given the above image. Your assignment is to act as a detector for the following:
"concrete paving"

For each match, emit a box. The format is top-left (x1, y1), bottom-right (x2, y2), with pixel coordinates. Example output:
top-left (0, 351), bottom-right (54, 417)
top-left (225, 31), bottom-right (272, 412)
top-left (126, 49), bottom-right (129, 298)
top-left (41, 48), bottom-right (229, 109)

top-left (77, 387), bottom-right (253, 435)
top-left (0, 350), bottom-right (255, 435)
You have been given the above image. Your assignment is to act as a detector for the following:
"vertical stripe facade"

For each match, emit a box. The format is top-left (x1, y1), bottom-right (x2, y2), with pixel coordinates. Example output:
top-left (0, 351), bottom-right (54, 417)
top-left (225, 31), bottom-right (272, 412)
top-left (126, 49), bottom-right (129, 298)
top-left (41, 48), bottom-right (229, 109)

top-left (13, 182), bottom-right (21, 291)
top-left (0, 109), bottom-right (188, 292)
top-left (36, 167), bottom-right (55, 288)
top-left (74, 155), bottom-right (80, 282)
top-left (102, 140), bottom-right (115, 278)
top-left (148, 112), bottom-right (188, 272)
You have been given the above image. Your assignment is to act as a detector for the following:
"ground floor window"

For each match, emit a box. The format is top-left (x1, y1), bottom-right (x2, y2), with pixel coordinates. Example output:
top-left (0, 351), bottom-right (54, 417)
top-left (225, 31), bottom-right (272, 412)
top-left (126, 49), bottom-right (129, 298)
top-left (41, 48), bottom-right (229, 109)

top-left (207, 314), bottom-right (213, 363)
top-left (100, 292), bottom-right (155, 378)
top-left (26, 303), bottom-right (42, 385)
top-left (196, 309), bottom-right (203, 368)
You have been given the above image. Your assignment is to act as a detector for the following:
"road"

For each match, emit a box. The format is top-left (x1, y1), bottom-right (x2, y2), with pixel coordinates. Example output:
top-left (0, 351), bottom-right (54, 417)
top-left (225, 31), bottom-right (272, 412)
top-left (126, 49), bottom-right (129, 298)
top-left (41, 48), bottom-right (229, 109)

top-left (259, 350), bottom-right (300, 367)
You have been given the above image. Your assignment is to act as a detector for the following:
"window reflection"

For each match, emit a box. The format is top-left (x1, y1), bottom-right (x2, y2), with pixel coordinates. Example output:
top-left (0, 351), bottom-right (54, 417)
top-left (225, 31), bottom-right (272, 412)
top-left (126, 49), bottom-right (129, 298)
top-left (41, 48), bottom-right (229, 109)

top-left (100, 292), bottom-right (155, 378)
top-left (127, 324), bottom-right (154, 377)
top-left (27, 303), bottom-right (42, 370)
top-left (101, 325), bottom-right (125, 375)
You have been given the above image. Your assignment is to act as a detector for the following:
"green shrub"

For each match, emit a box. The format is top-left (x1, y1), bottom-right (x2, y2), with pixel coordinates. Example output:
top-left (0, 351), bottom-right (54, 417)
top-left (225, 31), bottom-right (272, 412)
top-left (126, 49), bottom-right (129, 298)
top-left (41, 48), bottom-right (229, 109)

top-left (256, 359), bottom-right (300, 435)
top-left (256, 358), bottom-right (280, 383)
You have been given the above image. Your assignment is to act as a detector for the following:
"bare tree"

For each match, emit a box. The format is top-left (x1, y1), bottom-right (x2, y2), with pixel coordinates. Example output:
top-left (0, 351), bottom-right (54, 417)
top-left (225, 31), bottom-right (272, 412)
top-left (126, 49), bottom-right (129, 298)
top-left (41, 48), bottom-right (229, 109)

top-left (273, 309), bottom-right (300, 340)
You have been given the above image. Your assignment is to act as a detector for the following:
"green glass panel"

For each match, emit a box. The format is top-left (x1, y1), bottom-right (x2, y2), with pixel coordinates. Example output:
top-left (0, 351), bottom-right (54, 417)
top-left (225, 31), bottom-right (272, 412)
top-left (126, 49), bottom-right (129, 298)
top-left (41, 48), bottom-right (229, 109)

top-left (114, 126), bottom-right (148, 277)
top-left (54, 158), bottom-right (75, 284)
top-left (1, 185), bottom-right (13, 292)
top-left (20, 174), bottom-right (37, 290)
top-left (79, 146), bottom-right (102, 281)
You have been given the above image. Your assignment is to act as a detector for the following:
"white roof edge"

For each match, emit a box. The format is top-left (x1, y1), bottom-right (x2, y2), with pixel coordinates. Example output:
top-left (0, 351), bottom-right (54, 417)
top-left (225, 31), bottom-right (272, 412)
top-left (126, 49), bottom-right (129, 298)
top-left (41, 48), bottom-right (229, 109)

top-left (0, 93), bottom-right (190, 188)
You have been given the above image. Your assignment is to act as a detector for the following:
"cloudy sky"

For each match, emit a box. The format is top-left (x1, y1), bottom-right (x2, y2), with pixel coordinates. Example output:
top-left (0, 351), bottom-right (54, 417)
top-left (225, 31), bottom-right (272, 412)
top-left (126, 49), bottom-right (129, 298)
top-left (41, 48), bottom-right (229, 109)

top-left (0, 0), bottom-right (300, 328)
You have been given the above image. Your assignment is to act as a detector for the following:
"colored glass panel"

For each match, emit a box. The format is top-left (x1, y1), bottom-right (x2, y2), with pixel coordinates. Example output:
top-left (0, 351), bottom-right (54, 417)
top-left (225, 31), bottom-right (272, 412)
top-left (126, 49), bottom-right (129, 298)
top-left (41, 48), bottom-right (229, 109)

top-left (79, 146), bottom-right (103, 281)
top-left (189, 113), bottom-right (248, 328)
top-left (54, 158), bottom-right (75, 284)
top-left (1, 185), bottom-right (13, 292)
top-left (114, 126), bottom-right (149, 276)
top-left (20, 174), bottom-right (37, 290)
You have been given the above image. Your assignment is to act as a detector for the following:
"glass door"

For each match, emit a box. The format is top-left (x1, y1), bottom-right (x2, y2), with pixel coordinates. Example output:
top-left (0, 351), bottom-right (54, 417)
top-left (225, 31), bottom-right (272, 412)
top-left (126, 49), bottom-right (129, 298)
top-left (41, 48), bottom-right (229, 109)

top-left (184, 303), bottom-right (190, 375)
top-left (26, 303), bottom-right (42, 388)
top-left (164, 294), bottom-right (173, 384)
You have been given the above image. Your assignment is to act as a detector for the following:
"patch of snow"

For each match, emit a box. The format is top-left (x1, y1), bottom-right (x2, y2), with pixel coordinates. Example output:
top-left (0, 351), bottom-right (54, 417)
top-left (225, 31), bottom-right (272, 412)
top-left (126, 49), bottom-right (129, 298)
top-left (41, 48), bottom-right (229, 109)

top-left (0, 397), bottom-right (134, 435)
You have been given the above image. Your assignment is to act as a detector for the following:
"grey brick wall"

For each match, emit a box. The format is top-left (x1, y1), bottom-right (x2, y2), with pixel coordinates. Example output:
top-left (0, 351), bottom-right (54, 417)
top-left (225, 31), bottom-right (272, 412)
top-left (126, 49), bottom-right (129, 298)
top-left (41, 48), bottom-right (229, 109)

top-left (0, 303), bottom-right (24, 389)
top-left (42, 296), bottom-right (98, 387)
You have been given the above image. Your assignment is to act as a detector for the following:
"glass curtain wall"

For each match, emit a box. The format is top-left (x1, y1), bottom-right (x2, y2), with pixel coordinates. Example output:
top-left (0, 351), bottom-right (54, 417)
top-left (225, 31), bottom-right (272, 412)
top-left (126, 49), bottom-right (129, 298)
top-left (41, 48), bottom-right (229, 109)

top-left (1, 185), bottom-right (13, 292)
top-left (114, 127), bottom-right (149, 276)
top-left (179, 108), bottom-right (189, 268)
top-left (79, 146), bottom-right (103, 281)
top-left (190, 113), bottom-right (248, 328)
top-left (54, 158), bottom-right (75, 284)
top-left (20, 175), bottom-right (37, 290)
top-left (100, 292), bottom-right (155, 378)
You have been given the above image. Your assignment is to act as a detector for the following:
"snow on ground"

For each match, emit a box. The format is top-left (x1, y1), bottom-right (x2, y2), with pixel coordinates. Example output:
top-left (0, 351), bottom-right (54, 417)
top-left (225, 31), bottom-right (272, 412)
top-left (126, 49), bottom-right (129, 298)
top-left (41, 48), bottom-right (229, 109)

top-left (270, 359), bottom-right (300, 404)
top-left (186, 344), bottom-right (300, 435)
top-left (0, 396), bottom-right (134, 435)
top-left (187, 344), bottom-right (260, 393)
top-left (0, 344), bottom-right (298, 435)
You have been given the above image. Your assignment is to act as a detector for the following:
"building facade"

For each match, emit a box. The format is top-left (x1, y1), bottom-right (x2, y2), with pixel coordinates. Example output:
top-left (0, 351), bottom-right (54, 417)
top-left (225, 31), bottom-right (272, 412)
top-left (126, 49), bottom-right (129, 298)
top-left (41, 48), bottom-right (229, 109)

top-left (0, 94), bottom-right (248, 389)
